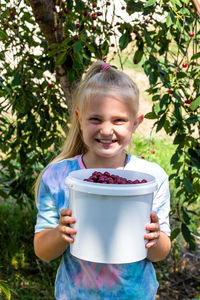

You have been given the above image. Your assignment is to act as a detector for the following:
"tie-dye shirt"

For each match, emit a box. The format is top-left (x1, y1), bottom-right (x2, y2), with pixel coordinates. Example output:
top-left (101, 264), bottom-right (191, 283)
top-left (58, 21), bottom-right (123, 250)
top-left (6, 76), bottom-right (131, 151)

top-left (35, 154), bottom-right (171, 300)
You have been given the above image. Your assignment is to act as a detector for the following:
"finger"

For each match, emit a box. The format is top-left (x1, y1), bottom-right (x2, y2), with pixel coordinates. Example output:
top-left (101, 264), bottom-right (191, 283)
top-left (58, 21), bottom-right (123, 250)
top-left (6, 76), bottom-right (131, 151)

top-left (144, 231), bottom-right (160, 240)
top-left (60, 208), bottom-right (72, 217)
top-left (59, 215), bottom-right (76, 226)
top-left (145, 240), bottom-right (157, 248)
top-left (145, 222), bottom-right (160, 232)
top-left (150, 212), bottom-right (159, 223)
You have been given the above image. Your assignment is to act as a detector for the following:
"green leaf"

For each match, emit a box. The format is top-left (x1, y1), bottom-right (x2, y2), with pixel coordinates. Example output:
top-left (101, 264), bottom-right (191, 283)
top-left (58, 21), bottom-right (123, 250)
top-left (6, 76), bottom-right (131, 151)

top-left (173, 134), bottom-right (186, 145)
top-left (73, 40), bottom-right (82, 53)
top-left (133, 49), bottom-right (143, 63)
top-left (0, 29), bottom-right (7, 40)
top-left (144, 0), bottom-right (156, 7)
top-left (181, 223), bottom-right (196, 250)
top-left (183, 178), bottom-right (193, 194)
top-left (55, 52), bottom-right (67, 67)
top-left (143, 29), bottom-right (153, 48)
top-left (170, 228), bottom-right (180, 241)
top-left (190, 96), bottom-right (200, 111)
top-left (144, 111), bottom-right (158, 119)
top-left (156, 114), bottom-right (166, 132)
top-left (119, 33), bottom-right (130, 51)
top-left (182, 208), bottom-right (190, 225)
top-left (191, 52), bottom-right (200, 60)
top-left (166, 12), bottom-right (173, 27)
top-left (170, 150), bottom-right (182, 164)
top-left (0, 280), bottom-right (11, 300)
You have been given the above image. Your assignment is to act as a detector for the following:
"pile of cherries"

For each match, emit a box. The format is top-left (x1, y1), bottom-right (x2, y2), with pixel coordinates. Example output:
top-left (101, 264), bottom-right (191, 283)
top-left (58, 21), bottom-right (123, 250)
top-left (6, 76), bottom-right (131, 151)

top-left (84, 171), bottom-right (147, 184)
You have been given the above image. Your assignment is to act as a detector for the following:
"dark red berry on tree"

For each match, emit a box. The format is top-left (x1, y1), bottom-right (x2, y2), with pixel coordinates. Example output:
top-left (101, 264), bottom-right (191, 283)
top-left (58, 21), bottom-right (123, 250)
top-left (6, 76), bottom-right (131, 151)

top-left (75, 24), bottom-right (80, 29)
top-left (189, 32), bottom-right (194, 37)
top-left (141, 155), bottom-right (145, 159)
top-left (92, 3), bottom-right (97, 8)
top-left (169, 89), bottom-right (173, 95)
top-left (102, 56), bottom-right (106, 61)
top-left (74, 35), bottom-right (78, 40)
top-left (9, 10), bottom-right (14, 15)
top-left (133, 29), bottom-right (138, 34)
top-left (47, 84), bottom-right (52, 88)
top-left (58, 11), bottom-right (63, 17)
top-left (182, 63), bottom-right (188, 68)
top-left (64, 9), bottom-right (69, 14)
top-left (152, 150), bottom-right (155, 154)
top-left (97, 12), bottom-right (102, 16)
top-left (91, 26), bottom-right (96, 31)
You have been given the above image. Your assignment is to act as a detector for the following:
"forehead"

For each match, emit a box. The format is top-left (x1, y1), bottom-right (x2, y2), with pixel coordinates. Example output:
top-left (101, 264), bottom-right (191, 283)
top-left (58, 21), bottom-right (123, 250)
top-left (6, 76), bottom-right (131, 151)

top-left (86, 94), bottom-right (131, 114)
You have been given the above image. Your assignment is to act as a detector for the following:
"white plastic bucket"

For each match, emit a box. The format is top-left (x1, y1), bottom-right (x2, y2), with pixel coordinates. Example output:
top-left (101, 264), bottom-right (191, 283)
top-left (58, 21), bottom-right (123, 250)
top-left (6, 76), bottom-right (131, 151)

top-left (65, 168), bottom-right (157, 264)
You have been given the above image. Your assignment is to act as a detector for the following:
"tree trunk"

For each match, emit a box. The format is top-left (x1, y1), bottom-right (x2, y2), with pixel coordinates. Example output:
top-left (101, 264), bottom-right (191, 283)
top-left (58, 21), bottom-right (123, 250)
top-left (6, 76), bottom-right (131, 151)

top-left (27, 0), bottom-right (77, 111)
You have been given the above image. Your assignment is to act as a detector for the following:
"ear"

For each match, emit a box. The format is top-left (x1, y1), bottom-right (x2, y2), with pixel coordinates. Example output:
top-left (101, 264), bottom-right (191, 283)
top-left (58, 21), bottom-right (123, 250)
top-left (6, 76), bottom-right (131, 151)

top-left (75, 109), bottom-right (82, 130)
top-left (132, 114), bottom-right (144, 133)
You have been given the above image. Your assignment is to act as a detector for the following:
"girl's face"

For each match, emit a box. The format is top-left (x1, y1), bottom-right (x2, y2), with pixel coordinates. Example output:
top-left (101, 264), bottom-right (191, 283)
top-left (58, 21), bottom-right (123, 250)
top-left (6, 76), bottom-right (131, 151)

top-left (76, 94), bottom-right (143, 166)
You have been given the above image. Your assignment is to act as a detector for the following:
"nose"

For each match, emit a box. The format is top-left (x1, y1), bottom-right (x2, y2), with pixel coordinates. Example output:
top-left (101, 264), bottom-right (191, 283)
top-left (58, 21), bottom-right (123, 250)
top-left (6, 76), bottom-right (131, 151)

top-left (99, 123), bottom-right (113, 136)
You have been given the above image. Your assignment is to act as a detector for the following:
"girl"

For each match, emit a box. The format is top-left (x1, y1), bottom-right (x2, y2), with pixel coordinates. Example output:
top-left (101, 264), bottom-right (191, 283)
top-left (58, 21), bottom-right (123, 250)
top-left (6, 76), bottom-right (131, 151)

top-left (34, 61), bottom-right (171, 300)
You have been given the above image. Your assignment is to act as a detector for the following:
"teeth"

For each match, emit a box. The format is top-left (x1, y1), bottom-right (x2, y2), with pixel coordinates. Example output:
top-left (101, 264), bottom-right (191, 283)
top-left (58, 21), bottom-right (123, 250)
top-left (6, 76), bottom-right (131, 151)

top-left (99, 139), bottom-right (112, 143)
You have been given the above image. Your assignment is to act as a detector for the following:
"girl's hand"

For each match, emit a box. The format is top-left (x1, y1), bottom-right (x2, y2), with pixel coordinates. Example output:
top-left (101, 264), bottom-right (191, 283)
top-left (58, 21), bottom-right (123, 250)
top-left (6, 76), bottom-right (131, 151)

top-left (58, 208), bottom-right (76, 243)
top-left (144, 212), bottom-right (160, 248)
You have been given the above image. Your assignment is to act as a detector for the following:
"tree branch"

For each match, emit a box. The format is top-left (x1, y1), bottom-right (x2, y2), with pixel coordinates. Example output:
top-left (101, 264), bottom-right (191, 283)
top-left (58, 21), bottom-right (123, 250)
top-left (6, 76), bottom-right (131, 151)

top-left (27, 0), bottom-right (75, 110)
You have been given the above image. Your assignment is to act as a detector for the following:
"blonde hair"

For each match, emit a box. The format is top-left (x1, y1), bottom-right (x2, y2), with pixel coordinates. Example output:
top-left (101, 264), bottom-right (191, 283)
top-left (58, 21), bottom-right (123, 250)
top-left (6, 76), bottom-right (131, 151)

top-left (34, 60), bottom-right (139, 200)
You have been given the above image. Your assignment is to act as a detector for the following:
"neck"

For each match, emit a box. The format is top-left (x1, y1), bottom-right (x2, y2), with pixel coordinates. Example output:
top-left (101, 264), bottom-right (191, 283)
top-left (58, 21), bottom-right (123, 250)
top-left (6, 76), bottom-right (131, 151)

top-left (82, 153), bottom-right (127, 169)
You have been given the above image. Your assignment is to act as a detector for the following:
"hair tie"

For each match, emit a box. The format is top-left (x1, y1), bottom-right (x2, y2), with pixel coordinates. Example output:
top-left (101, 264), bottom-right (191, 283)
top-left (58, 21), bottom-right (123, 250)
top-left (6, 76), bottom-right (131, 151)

top-left (101, 62), bottom-right (111, 72)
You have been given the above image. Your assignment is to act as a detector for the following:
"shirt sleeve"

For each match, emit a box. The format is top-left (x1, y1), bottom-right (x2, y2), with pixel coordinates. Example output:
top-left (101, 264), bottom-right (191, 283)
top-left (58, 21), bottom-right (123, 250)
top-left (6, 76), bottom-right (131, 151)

top-left (35, 177), bottom-right (60, 233)
top-left (152, 175), bottom-right (171, 236)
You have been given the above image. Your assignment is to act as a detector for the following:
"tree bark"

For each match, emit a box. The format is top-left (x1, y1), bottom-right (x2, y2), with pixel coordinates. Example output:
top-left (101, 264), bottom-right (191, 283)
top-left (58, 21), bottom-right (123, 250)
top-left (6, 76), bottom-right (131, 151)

top-left (27, 0), bottom-right (76, 111)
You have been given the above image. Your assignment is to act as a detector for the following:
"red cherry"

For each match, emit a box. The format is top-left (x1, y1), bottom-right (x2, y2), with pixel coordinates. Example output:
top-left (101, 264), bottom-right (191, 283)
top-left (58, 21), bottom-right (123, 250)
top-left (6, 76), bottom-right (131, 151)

top-left (47, 84), bottom-right (52, 88)
top-left (91, 26), bottom-right (96, 31)
top-left (92, 15), bottom-right (97, 20)
top-left (151, 150), bottom-right (155, 154)
top-left (169, 89), bottom-right (173, 95)
top-left (182, 63), bottom-right (188, 68)
top-left (189, 32), bottom-right (194, 37)
top-left (97, 12), bottom-right (102, 16)
top-left (102, 56), bottom-right (106, 61)
top-left (9, 124), bottom-right (14, 129)
top-left (83, 11), bottom-right (89, 17)
top-left (121, 6), bottom-right (125, 10)
top-left (109, 25), bottom-right (113, 29)
top-left (141, 155), bottom-right (145, 159)
top-left (64, 9), bottom-right (69, 14)
top-left (111, 43), bottom-right (115, 47)
top-left (133, 29), bottom-right (138, 34)
top-left (53, 7), bottom-right (57, 12)
top-left (9, 10), bottom-right (14, 15)
top-left (92, 3), bottom-right (97, 8)
top-left (74, 35), bottom-right (78, 40)
top-left (58, 11), bottom-right (63, 17)
top-left (75, 24), bottom-right (80, 29)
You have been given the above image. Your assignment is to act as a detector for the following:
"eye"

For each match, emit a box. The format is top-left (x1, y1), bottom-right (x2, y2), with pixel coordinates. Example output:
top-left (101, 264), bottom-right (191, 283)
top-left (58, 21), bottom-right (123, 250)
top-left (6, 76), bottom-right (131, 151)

top-left (113, 118), bottom-right (127, 124)
top-left (89, 117), bottom-right (101, 124)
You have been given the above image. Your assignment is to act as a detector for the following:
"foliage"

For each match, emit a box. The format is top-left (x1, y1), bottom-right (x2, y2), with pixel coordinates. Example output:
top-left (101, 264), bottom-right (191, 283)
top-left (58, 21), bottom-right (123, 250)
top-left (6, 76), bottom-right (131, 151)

top-left (0, 0), bottom-right (199, 253)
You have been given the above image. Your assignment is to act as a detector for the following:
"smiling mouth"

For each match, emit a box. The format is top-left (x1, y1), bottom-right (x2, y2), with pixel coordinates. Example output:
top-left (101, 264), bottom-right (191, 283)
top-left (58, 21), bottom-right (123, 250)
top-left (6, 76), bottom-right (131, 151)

top-left (96, 139), bottom-right (117, 144)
